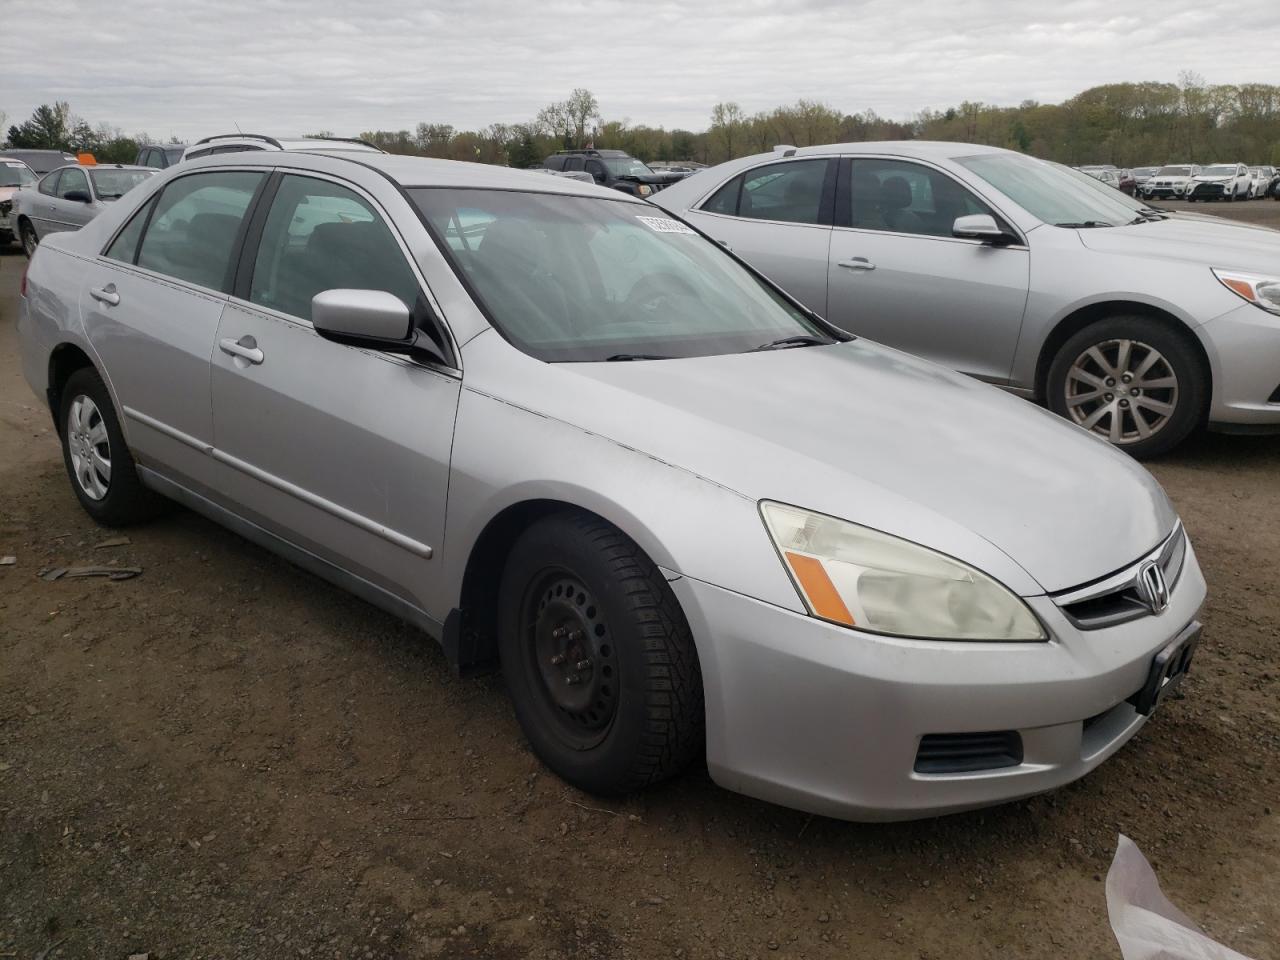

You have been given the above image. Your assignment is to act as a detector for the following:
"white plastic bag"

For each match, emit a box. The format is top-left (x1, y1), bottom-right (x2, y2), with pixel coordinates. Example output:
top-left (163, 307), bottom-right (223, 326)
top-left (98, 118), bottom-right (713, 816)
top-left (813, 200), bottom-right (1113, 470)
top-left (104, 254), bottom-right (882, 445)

top-left (1107, 834), bottom-right (1256, 960)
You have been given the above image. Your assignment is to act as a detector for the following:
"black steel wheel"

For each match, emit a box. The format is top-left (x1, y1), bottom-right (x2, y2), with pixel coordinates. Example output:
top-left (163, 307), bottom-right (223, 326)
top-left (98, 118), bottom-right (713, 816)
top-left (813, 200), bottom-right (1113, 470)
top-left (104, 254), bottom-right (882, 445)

top-left (498, 510), bottom-right (704, 795)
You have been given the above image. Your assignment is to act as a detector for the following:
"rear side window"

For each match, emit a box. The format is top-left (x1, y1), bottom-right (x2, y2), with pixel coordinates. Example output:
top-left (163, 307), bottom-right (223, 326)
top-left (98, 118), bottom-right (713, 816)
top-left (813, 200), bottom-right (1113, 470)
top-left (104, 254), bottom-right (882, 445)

top-left (543, 156), bottom-right (564, 171)
top-left (136, 171), bottom-right (265, 291)
top-left (104, 195), bottom-right (158, 263)
top-left (248, 174), bottom-right (421, 323)
top-left (721, 159), bottom-right (829, 225)
top-left (702, 175), bottom-right (742, 215)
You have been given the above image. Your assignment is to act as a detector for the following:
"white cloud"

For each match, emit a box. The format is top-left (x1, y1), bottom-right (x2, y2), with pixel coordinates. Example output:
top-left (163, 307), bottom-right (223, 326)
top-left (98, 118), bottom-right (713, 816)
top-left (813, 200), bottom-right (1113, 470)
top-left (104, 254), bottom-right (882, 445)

top-left (3, 0), bottom-right (1276, 141)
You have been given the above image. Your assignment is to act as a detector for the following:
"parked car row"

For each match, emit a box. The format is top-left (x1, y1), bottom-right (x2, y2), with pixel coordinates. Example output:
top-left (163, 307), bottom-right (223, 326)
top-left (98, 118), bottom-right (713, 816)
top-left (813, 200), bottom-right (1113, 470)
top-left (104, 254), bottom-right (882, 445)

top-left (541, 148), bottom-right (690, 197)
top-left (1079, 162), bottom-right (1280, 201)
top-left (17, 146), bottom-right (1209, 821)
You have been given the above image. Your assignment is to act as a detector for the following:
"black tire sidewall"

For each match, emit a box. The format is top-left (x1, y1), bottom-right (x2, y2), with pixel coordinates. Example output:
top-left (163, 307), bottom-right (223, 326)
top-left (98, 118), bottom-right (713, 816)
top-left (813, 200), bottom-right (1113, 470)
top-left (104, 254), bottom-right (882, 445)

top-left (1047, 316), bottom-right (1206, 458)
top-left (498, 515), bottom-right (669, 795)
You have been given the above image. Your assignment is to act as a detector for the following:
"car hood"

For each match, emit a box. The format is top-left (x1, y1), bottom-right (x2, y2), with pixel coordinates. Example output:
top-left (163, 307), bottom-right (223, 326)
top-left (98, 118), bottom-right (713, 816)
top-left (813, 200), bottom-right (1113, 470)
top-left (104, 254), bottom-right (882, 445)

top-left (484, 338), bottom-right (1175, 594)
top-left (1077, 215), bottom-right (1280, 273)
top-left (0, 186), bottom-right (17, 202)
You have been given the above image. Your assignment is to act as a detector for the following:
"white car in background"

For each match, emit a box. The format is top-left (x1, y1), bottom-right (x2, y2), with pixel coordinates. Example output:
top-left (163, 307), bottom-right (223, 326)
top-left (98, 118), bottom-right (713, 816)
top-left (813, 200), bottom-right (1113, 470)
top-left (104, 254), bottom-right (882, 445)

top-left (1141, 164), bottom-right (1200, 200)
top-left (1, 158), bottom-right (38, 246)
top-left (1248, 167), bottom-right (1276, 199)
top-left (1185, 163), bottom-right (1251, 203)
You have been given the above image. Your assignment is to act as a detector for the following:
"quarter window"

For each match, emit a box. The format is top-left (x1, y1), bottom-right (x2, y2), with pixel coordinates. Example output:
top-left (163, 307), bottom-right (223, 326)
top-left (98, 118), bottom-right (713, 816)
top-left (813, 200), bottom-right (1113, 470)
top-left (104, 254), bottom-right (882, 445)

top-left (707, 160), bottom-right (828, 226)
top-left (847, 158), bottom-right (995, 238)
top-left (104, 195), bottom-right (158, 264)
top-left (702, 176), bottom-right (742, 215)
top-left (248, 175), bottom-right (422, 324)
top-left (136, 171), bottom-right (265, 292)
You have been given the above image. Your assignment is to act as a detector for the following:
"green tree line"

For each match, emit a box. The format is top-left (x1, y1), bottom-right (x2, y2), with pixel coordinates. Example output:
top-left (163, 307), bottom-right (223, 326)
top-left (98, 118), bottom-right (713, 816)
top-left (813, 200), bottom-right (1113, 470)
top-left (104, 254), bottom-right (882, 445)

top-left (7, 73), bottom-right (1279, 170)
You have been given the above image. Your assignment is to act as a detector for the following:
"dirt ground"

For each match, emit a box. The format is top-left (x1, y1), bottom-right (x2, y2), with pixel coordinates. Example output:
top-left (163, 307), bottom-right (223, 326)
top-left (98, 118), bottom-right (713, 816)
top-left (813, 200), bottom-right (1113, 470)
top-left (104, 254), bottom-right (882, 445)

top-left (2, 201), bottom-right (1279, 960)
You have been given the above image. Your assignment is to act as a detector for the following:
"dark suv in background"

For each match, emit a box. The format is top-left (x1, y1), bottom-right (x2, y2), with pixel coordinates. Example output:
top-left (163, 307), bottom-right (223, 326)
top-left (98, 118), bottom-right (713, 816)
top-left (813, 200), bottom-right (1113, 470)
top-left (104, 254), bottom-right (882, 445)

top-left (542, 149), bottom-right (685, 198)
top-left (135, 144), bottom-right (189, 169)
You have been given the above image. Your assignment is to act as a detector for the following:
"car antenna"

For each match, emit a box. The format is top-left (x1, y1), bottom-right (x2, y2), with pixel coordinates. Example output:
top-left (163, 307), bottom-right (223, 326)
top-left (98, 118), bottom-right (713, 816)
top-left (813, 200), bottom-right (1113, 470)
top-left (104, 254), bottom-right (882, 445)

top-left (234, 121), bottom-right (243, 134)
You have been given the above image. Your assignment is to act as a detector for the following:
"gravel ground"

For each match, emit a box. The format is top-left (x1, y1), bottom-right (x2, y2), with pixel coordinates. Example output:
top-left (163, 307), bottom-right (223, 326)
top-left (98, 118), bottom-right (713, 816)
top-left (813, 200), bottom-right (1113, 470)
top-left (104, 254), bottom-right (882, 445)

top-left (2, 201), bottom-right (1278, 960)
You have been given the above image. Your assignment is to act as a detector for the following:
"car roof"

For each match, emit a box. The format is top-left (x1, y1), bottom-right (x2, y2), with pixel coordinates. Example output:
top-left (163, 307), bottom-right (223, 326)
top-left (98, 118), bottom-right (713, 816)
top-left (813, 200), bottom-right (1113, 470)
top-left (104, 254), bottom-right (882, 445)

top-left (188, 135), bottom-right (382, 154)
top-left (52, 163), bottom-right (153, 173)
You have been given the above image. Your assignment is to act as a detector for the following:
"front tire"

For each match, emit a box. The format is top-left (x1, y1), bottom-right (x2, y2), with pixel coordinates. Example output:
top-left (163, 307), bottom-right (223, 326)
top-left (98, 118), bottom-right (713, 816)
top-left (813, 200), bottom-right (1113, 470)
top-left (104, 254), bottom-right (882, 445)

top-left (20, 220), bottom-right (38, 258)
top-left (1047, 316), bottom-right (1206, 458)
top-left (498, 510), bottom-right (704, 796)
top-left (58, 367), bottom-right (165, 526)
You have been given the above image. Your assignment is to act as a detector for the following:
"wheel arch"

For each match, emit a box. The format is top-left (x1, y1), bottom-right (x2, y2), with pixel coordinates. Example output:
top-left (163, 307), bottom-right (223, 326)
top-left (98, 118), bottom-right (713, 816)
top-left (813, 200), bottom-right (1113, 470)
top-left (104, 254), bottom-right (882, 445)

top-left (46, 342), bottom-right (98, 435)
top-left (1034, 300), bottom-right (1212, 402)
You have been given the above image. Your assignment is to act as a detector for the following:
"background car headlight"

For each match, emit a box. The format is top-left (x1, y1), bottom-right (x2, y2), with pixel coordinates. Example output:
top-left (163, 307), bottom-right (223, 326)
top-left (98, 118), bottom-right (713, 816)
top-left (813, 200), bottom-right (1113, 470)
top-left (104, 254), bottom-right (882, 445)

top-left (637, 184), bottom-right (653, 197)
top-left (1213, 269), bottom-right (1280, 316)
top-left (761, 502), bottom-right (1045, 641)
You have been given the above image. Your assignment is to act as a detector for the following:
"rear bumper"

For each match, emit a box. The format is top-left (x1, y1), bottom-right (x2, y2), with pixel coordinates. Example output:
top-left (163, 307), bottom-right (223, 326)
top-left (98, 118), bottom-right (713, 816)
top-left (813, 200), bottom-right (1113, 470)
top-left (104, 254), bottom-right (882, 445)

top-left (668, 542), bottom-right (1207, 821)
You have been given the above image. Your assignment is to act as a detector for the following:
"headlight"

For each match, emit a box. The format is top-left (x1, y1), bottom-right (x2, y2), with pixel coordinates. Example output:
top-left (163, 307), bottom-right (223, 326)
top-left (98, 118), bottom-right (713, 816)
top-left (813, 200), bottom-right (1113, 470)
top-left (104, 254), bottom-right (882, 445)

top-left (1213, 269), bottom-right (1280, 316)
top-left (760, 502), bottom-right (1045, 641)
top-left (637, 184), bottom-right (652, 197)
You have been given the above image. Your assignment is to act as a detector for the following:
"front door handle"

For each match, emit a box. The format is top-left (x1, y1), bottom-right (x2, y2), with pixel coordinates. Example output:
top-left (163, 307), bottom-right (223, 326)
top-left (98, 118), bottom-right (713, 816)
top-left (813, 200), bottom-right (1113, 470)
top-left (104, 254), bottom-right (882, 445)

top-left (90, 283), bottom-right (120, 306)
top-left (219, 335), bottom-right (264, 366)
top-left (838, 257), bottom-right (876, 271)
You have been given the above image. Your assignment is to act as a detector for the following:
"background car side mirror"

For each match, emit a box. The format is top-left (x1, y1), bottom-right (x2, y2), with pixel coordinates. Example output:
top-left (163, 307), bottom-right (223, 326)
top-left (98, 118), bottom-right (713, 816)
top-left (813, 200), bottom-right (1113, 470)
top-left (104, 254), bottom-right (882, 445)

top-left (64, 189), bottom-right (92, 203)
top-left (312, 288), bottom-right (448, 366)
top-left (953, 214), bottom-right (1015, 245)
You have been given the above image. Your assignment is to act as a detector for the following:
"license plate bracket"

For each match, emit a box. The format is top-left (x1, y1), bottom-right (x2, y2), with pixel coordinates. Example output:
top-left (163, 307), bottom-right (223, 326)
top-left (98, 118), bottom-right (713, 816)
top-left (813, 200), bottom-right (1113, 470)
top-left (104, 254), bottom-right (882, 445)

top-left (1129, 621), bottom-right (1200, 716)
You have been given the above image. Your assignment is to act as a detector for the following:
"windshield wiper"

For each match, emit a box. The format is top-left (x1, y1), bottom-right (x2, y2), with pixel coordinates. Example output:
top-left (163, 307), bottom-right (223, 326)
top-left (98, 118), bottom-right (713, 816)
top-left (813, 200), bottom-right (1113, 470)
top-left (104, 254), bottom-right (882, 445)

top-left (605, 353), bottom-right (671, 361)
top-left (1055, 221), bottom-right (1113, 228)
top-left (748, 335), bottom-right (830, 352)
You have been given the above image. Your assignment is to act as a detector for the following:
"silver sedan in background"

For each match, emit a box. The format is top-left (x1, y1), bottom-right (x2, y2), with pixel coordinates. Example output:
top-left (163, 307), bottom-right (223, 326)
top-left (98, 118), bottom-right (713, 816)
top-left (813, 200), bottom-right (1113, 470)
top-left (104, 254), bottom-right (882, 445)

top-left (14, 163), bottom-right (156, 256)
top-left (652, 142), bottom-right (1280, 456)
top-left (18, 151), bottom-right (1205, 820)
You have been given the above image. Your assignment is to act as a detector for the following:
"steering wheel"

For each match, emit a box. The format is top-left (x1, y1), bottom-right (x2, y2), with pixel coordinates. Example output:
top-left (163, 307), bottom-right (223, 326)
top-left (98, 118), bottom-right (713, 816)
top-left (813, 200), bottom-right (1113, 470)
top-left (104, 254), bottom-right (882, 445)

top-left (620, 272), bottom-right (700, 321)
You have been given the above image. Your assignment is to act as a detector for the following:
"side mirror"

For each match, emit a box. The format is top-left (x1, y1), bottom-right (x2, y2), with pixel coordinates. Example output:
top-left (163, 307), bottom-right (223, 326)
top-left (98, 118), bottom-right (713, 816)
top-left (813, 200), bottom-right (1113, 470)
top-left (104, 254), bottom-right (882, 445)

top-left (64, 189), bottom-right (92, 204)
top-left (953, 214), bottom-right (1014, 245)
top-left (311, 289), bottom-right (448, 366)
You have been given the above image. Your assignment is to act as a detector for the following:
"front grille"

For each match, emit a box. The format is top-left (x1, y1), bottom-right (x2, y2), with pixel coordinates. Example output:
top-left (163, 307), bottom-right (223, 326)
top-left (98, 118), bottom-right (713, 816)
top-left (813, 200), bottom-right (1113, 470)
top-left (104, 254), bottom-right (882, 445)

top-left (914, 731), bottom-right (1023, 774)
top-left (1053, 525), bottom-right (1187, 629)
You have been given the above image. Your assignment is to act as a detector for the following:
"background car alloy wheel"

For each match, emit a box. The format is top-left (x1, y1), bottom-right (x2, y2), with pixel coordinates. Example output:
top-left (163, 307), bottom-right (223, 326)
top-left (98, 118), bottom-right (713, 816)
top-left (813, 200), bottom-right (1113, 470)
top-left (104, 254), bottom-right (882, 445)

top-left (1063, 339), bottom-right (1178, 445)
top-left (20, 222), bottom-right (38, 257)
top-left (66, 395), bottom-right (112, 500)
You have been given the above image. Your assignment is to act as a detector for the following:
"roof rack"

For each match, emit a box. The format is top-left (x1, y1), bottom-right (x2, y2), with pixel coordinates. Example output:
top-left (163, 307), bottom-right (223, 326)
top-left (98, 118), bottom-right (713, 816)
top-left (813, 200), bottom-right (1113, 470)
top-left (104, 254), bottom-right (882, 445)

top-left (194, 134), bottom-right (284, 148)
top-left (302, 135), bottom-right (381, 150)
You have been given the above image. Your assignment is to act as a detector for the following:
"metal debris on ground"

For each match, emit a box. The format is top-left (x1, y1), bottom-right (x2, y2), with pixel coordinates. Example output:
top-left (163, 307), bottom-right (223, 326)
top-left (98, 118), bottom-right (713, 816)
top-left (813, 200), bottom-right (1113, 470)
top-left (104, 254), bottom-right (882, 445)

top-left (0, 555), bottom-right (15, 565)
top-left (39, 566), bottom-right (143, 582)
top-left (93, 536), bottom-right (132, 549)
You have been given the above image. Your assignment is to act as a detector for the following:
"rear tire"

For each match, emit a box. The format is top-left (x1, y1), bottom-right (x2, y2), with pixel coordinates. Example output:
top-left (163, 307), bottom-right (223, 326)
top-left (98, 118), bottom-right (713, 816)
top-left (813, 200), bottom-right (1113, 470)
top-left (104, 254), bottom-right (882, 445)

top-left (58, 367), bottom-right (166, 526)
top-left (498, 510), bottom-right (704, 796)
top-left (1047, 315), bottom-right (1206, 458)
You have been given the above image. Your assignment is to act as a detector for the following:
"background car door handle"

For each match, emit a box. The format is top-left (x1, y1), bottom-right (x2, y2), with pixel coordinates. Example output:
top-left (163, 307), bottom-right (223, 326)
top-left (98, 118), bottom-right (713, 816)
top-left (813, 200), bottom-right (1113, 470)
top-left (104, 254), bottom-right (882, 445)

top-left (89, 284), bottom-right (120, 306)
top-left (219, 335), bottom-right (264, 365)
top-left (838, 257), bottom-right (876, 271)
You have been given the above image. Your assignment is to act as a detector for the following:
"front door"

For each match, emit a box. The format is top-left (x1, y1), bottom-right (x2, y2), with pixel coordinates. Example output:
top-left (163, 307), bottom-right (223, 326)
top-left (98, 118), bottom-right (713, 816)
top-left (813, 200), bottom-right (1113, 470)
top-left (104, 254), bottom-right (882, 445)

top-left (210, 172), bottom-right (459, 614)
top-left (825, 157), bottom-right (1030, 384)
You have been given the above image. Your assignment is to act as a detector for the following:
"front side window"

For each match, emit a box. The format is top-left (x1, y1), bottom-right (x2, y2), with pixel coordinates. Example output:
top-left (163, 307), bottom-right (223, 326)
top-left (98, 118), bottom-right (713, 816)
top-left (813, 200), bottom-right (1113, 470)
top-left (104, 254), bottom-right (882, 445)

top-left (136, 171), bottom-right (264, 291)
top-left (38, 170), bottom-right (62, 196)
top-left (847, 158), bottom-right (994, 237)
top-left (0, 162), bottom-right (36, 187)
top-left (958, 153), bottom-right (1144, 227)
top-left (56, 167), bottom-right (89, 199)
top-left (735, 159), bottom-right (828, 225)
top-left (249, 175), bottom-right (422, 323)
top-left (90, 168), bottom-right (153, 200)
top-left (413, 188), bottom-right (834, 362)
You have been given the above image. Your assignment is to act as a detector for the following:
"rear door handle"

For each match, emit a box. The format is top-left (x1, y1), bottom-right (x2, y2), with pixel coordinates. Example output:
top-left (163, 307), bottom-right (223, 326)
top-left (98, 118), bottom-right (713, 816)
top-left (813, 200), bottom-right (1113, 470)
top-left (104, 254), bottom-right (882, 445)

top-left (90, 284), bottom-right (120, 306)
top-left (838, 257), bottom-right (876, 271)
top-left (219, 335), bottom-right (264, 366)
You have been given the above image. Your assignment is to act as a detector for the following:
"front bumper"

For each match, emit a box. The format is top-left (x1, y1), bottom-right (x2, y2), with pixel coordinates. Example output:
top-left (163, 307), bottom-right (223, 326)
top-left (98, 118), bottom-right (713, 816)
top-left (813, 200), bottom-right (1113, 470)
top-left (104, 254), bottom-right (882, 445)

top-left (668, 541), bottom-right (1207, 821)
top-left (1189, 182), bottom-right (1229, 199)
top-left (1143, 183), bottom-right (1187, 198)
top-left (1199, 301), bottom-right (1280, 428)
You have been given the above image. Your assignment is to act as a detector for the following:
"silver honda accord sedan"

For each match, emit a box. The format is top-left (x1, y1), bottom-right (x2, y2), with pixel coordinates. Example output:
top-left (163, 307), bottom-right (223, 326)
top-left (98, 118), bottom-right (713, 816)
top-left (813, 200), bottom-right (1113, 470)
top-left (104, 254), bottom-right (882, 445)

top-left (651, 141), bottom-right (1280, 457)
top-left (17, 151), bottom-right (1206, 821)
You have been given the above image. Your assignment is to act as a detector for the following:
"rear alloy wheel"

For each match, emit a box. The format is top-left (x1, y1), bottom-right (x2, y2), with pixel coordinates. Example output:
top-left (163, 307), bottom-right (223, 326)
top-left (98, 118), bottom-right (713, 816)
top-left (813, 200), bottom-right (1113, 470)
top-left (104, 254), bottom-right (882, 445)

top-left (20, 221), bottom-right (38, 257)
top-left (1048, 316), bottom-right (1206, 458)
top-left (499, 510), bottom-right (704, 795)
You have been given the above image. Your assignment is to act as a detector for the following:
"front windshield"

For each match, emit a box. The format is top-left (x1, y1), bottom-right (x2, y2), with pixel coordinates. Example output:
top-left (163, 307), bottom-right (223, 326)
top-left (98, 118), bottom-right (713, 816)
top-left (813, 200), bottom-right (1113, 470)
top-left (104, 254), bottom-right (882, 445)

top-left (1156, 166), bottom-right (1192, 176)
top-left (0, 162), bottom-right (36, 187)
top-left (603, 157), bottom-right (653, 178)
top-left (957, 153), bottom-right (1143, 227)
top-left (1201, 165), bottom-right (1236, 177)
top-left (90, 168), bottom-right (154, 199)
top-left (412, 188), bottom-right (835, 362)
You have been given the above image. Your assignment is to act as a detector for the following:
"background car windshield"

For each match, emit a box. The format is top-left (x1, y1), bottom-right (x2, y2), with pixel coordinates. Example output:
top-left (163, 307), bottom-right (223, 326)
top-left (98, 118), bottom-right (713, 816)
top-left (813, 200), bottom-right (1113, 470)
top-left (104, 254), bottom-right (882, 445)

top-left (412, 188), bottom-right (831, 362)
top-left (90, 169), bottom-right (153, 199)
top-left (0, 163), bottom-right (35, 187)
top-left (1157, 166), bottom-right (1192, 176)
top-left (164, 146), bottom-right (186, 163)
top-left (1201, 165), bottom-right (1236, 177)
top-left (603, 157), bottom-right (653, 177)
top-left (957, 153), bottom-right (1139, 226)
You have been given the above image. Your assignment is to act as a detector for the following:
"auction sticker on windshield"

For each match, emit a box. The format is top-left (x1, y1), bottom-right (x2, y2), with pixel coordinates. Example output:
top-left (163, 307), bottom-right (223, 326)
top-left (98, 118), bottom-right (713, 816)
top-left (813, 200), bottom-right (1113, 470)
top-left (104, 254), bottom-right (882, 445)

top-left (636, 215), bottom-right (695, 235)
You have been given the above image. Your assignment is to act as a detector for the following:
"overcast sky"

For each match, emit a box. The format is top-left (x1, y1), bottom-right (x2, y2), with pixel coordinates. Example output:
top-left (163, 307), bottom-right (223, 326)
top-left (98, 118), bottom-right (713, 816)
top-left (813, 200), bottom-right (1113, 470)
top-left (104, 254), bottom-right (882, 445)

top-left (5, 0), bottom-right (1278, 141)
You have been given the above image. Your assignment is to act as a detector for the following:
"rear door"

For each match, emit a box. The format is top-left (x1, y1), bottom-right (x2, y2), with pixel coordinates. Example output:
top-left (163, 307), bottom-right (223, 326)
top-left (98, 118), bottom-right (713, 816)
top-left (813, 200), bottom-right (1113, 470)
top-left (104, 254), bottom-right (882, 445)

top-left (825, 156), bottom-right (1029, 383)
top-left (679, 157), bottom-right (835, 313)
top-left (210, 172), bottom-right (460, 613)
top-left (78, 169), bottom-right (267, 490)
